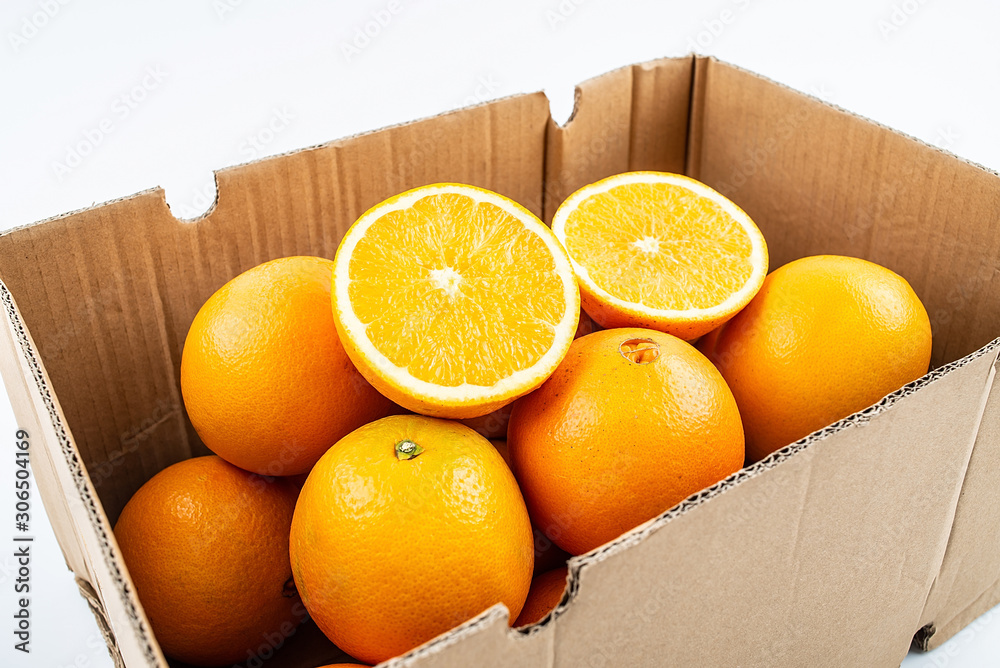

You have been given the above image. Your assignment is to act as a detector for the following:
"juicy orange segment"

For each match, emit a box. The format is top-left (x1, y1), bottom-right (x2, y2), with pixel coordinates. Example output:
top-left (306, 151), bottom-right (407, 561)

top-left (552, 172), bottom-right (768, 340)
top-left (333, 184), bottom-right (580, 419)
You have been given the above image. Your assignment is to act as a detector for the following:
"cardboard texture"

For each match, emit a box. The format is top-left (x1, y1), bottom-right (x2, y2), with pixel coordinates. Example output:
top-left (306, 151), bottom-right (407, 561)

top-left (1, 55), bottom-right (999, 667)
top-left (918, 355), bottom-right (1000, 649)
top-left (542, 58), bottom-right (691, 222)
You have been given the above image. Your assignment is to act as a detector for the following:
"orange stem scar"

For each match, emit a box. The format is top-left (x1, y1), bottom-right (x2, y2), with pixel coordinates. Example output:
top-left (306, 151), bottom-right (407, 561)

top-left (619, 338), bottom-right (660, 364)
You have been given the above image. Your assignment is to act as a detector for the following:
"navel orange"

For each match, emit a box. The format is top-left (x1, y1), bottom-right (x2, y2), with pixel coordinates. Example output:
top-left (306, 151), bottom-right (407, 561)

top-left (114, 456), bottom-right (301, 666)
top-left (698, 254), bottom-right (932, 462)
top-left (514, 567), bottom-right (570, 627)
top-left (551, 172), bottom-right (768, 340)
top-left (180, 256), bottom-right (397, 476)
top-left (508, 328), bottom-right (745, 555)
top-left (331, 184), bottom-right (580, 419)
top-left (290, 415), bottom-right (534, 664)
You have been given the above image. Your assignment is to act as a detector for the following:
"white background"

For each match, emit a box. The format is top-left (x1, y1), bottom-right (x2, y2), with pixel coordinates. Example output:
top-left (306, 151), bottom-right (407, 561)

top-left (1, 1), bottom-right (999, 667)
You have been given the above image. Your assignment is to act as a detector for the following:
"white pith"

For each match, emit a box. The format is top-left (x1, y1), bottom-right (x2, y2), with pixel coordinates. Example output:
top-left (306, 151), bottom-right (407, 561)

top-left (428, 266), bottom-right (462, 297)
top-left (551, 172), bottom-right (767, 320)
top-left (632, 236), bottom-right (661, 254)
top-left (334, 184), bottom-right (580, 405)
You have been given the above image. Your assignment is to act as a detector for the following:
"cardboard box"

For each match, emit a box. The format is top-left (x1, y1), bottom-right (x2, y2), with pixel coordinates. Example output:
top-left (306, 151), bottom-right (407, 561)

top-left (1, 54), bottom-right (998, 667)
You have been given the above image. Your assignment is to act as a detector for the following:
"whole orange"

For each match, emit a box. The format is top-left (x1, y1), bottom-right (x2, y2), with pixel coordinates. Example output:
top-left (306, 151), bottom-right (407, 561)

top-left (530, 527), bottom-right (570, 575)
top-left (514, 567), bottom-right (569, 627)
top-left (114, 456), bottom-right (302, 666)
top-left (698, 254), bottom-right (932, 463)
top-left (290, 415), bottom-right (534, 664)
top-left (180, 256), bottom-right (397, 476)
top-left (489, 440), bottom-right (570, 574)
top-left (508, 328), bottom-right (745, 556)
top-left (458, 403), bottom-right (513, 439)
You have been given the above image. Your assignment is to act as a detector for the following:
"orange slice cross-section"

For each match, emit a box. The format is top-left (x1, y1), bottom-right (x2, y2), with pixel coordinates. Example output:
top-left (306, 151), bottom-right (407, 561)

top-left (333, 183), bottom-right (580, 418)
top-left (552, 171), bottom-right (768, 340)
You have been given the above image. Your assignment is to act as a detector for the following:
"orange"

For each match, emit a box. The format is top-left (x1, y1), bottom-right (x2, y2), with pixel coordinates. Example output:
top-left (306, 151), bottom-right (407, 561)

top-left (514, 567), bottom-right (569, 627)
top-left (288, 472), bottom-right (310, 489)
top-left (459, 404), bottom-right (513, 439)
top-left (458, 310), bottom-right (596, 438)
top-left (530, 527), bottom-right (570, 575)
top-left (489, 440), bottom-right (571, 574)
top-left (332, 184), bottom-right (580, 419)
top-left (490, 438), bottom-right (511, 465)
top-left (180, 256), bottom-right (397, 476)
top-left (574, 307), bottom-right (598, 339)
top-left (114, 456), bottom-right (301, 666)
top-left (698, 254), bottom-right (932, 462)
top-left (508, 328), bottom-right (744, 555)
top-left (290, 415), bottom-right (534, 664)
top-left (551, 171), bottom-right (768, 340)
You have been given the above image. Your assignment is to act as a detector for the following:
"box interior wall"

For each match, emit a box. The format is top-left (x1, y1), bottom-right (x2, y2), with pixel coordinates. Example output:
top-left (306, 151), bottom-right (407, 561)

top-left (2, 55), bottom-right (999, 666)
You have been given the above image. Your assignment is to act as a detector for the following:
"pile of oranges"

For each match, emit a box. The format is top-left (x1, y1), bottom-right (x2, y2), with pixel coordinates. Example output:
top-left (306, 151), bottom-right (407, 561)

top-left (113, 173), bottom-right (932, 666)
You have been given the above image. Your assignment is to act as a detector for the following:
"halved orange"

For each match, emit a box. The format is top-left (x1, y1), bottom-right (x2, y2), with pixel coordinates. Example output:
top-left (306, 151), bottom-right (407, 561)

top-left (551, 172), bottom-right (768, 340)
top-left (332, 184), bottom-right (580, 419)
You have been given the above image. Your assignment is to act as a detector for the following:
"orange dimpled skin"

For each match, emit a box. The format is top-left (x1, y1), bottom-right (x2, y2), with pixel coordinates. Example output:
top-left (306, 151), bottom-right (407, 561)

top-left (699, 255), bottom-right (932, 463)
top-left (180, 256), bottom-right (397, 476)
top-left (490, 440), bottom-right (570, 574)
top-left (290, 415), bottom-right (534, 664)
top-left (113, 456), bottom-right (301, 667)
top-left (508, 328), bottom-right (745, 556)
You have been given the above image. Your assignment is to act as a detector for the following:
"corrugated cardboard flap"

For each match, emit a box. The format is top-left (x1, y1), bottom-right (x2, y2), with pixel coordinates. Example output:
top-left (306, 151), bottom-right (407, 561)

top-left (0, 278), bottom-right (165, 667)
top-left (542, 56), bottom-right (692, 221)
top-left (2, 53), bottom-right (1000, 667)
top-left (542, 340), bottom-right (999, 667)
top-left (680, 57), bottom-right (1000, 652)
top-left (918, 353), bottom-right (1000, 649)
